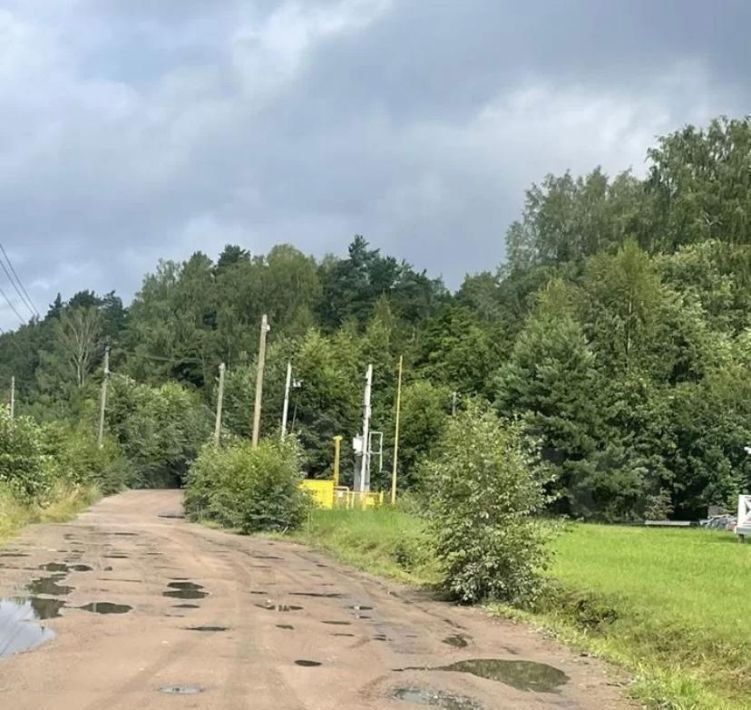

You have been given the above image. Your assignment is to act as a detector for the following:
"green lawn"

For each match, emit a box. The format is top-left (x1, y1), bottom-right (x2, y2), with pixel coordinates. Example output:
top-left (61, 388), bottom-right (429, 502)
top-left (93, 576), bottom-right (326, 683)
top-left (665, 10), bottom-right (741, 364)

top-left (292, 509), bottom-right (751, 709)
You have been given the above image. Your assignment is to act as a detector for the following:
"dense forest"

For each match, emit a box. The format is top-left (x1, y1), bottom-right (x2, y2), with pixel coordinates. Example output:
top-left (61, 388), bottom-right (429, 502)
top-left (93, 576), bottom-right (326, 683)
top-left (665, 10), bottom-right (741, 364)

top-left (3, 116), bottom-right (751, 521)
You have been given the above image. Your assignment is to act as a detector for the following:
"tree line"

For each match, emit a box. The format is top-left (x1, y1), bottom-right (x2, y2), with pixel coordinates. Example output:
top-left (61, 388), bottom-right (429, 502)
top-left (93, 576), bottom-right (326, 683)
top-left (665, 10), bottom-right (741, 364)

top-left (3, 115), bottom-right (751, 520)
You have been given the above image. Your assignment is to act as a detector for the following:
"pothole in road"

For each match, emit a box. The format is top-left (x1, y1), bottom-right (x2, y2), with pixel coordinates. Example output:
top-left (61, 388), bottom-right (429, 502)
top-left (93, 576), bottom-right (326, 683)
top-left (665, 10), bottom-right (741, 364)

top-left (322, 620), bottom-right (351, 625)
top-left (0, 552), bottom-right (29, 558)
top-left (290, 591), bottom-right (343, 599)
top-left (442, 635), bottom-right (469, 649)
top-left (0, 599), bottom-right (56, 659)
top-left (27, 575), bottom-right (74, 597)
top-left (348, 604), bottom-right (373, 611)
top-left (104, 554), bottom-right (129, 559)
top-left (185, 626), bottom-right (227, 632)
top-left (294, 660), bottom-right (321, 667)
top-left (332, 632), bottom-right (355, 637)
top-left (78, 602), bottom-right (133, 615)
top-left (39, 562), bottom-right (93, 573)
top-left (398, 659), bottom-right (569, 693)
top-left (276, 624), bottom-right (294, 630)
top-left (173, 603), bottom-right (200, 609)
top-left (157, 512), bottom-right (185, 520)
top-left (163, 582), bottom-right (208, 600)
top-left (159, 685), bottom-right (203, 695)
top-left (254, 603), bottom-right (303, 612)
top-left (391, 687), bottom-right (484, 709)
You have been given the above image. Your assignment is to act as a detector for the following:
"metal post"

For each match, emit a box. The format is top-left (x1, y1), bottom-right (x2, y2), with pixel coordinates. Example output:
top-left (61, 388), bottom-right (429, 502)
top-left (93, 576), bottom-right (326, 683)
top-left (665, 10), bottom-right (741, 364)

top-left (97, 346), bottom-right (110, 448)
top-left (333, 435), bottom-right (342, 488)
top-left (9, 375), bottom-right (14, 419)
top-left (390, 355), bottom-right (403, 505)
top-left (214, 363), bottom-right (226, 447)
top-left (359, 364), bottom-right (373, 493)
top-left (281, 361), bottom-right (292, 439)
top-left (251, 314), bottom-right (270, 448)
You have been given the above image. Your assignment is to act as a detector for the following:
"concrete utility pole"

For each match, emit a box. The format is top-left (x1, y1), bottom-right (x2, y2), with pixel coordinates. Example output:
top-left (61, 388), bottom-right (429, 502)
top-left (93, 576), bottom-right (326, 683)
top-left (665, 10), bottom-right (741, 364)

top-left (281, 361), bottom-right (292, 440)
top-left (97, 346), bottom-right (110, 448)
top-left (359, 364), bottom-right (373, 494)
top-left (214, 362), bottom-right (226, 447)
top-left (9, 375), bottom-right (14, 419)
top-left (390, 356), bottom-right (403, 505)
top-left (251, 314), bottom-right (270, 448)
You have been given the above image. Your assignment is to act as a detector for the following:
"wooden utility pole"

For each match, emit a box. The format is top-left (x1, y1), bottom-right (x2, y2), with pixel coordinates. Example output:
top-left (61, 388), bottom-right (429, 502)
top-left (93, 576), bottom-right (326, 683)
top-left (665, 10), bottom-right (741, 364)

top-left (281, 361), bottom-right (292, 439)
top-left (97, 346), bottom-right (110, 448)
top-left (9, 375), bottom-right (14, 419)
top-left (251, 314), bottom-right (270, 447)
top-left (214, 362), bottom-right (226, 447)
top-left (390, 356), bottom-right (403, 505)
top-left (333, 435), bottom-right (343, 488)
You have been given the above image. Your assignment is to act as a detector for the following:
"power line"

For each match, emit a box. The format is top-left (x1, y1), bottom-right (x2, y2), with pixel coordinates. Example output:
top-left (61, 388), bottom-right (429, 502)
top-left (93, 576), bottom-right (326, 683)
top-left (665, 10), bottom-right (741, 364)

top-left (0, 282), bottom-right (26, 326)
top-left (0, 244), bottom-right (38, 318)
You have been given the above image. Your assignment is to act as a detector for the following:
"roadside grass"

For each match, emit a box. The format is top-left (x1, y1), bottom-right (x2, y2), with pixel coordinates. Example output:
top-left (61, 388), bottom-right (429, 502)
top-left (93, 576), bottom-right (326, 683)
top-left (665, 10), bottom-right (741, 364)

top-left (291, 509), bottom-right (751, 709)
top-left (291, 507), bottom-right (440, 586)
top-left (0, 483), bottom-right (99, 546)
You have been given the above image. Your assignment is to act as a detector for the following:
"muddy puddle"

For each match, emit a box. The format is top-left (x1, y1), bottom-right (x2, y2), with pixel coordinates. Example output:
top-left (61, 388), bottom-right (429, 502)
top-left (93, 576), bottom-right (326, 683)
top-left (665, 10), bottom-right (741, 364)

top-left (442, 635), bottom-right (469, 648)
top-left (400, 659), bottom-right (569, 693)
top-left (27, 575), bottom-right (74, 597)
top-left (254, 603), bottom-right (303, 612)
top-left (0, 599), bottom-right (56, 659)
top-left (391, 687), bottom-right (484, 709)
top-left (185, 626), bottom-right (226, 632)
top-left (39, 563), bottom-right (92, 573)
top-left (79, 602), bottom-right (132, 615)
top-left (163, 582), bottom-right (208, 600)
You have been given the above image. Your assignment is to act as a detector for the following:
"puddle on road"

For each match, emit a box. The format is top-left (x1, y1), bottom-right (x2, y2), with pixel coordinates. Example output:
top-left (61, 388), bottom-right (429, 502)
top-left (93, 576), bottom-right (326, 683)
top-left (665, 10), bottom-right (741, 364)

top-left (252, 555), bottom-right (282, 561)
top-left (159, 685), bottom-right (203, 695)
top-left (0, 599), bottom-right (56, 658)
top-left (104, 554), bottom-right (129, 559)
top-left (399, 659), bottom-right (569, 693)
top-left (254, 603), bottom-right (303, 612)
top-left (276, 624), bottom-right (294, 630)
top-left (39, 563), bottom-right (92, 573)
top-left (294, 660), bottom-right (321, 667)
top-left (322, 620), bottom-right (351, 625)
top-left (442, 635), bottom-right (469, 649)
top-left (79, 602), bottom-right (132, 615)
top-left (173, 604), bottom-right (200, 609)
top-left (163, 582), bottom-right (208, 600)
top-left (28, 575), bottom-right (74, 597)
top-left (349, 604), bottom-right (373, 611)
top-left (111, 532), bottom-right (137, 537)
top-left (391, 687), bottom-right (484, 709)
top-left (185, 626), bottom-right (227, 632)
top-left (290, 591), bottom-right (343, 599)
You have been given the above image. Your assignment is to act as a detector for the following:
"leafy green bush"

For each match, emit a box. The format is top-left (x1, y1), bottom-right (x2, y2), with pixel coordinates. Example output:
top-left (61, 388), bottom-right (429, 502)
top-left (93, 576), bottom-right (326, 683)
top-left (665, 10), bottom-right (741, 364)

top-left (42, 423), bottom-right (133, 494)
top-left (423, 403), bottom-right (550, 604)
top-left (108, 378), bottom-right (211, 487)
top-left (185, 437), bottom-right (310, 533)
top-left (0, 409), bottom-right (53, 500)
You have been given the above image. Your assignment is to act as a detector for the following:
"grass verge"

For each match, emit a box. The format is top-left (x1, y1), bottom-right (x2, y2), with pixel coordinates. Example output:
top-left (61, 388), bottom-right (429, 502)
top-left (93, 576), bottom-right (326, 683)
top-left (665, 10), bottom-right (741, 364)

top-left (290, 507), bottom-right (440, 586)
top-left (290, 509), bottom-right (751, 709)
top-left (0, 483), bottom-right (99, 546)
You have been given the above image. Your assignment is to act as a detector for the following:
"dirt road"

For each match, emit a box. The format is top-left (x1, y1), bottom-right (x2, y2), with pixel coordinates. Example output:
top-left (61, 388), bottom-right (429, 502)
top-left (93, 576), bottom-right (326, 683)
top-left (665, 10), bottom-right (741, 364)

top-left (0, 491), bottom-right (630, 709)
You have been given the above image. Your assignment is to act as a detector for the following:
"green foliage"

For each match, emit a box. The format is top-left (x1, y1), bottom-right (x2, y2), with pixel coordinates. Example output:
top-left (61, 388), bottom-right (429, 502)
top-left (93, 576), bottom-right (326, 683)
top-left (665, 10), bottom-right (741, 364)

top-left (185, 437), bottom-right (309, 533)
top-left (423, 404), bottom-right (550, 604)
top-left (0, 409), bottom-right (52, 500)
top-left (108, 378), bottom-right (211, 487)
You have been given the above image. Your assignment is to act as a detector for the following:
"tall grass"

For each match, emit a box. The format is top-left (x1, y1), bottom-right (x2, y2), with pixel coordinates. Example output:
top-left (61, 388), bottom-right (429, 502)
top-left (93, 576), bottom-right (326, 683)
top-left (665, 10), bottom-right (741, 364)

top-left (292, 507), bottom-right (440, 585)
top-left (0, 483), bottom-right (98, 546)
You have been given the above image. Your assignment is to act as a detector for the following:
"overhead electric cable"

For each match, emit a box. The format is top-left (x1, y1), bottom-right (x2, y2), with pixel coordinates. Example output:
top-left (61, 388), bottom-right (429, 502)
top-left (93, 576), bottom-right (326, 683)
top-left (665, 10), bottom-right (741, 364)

top-left (0, 282), bottom-right (26, 325)
top-left (0, 243), bottom-right (39, 318)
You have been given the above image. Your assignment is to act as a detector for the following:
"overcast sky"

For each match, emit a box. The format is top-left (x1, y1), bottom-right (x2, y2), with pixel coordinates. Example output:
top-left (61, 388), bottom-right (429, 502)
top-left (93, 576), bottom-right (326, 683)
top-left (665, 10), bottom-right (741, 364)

top-left (0, 0), bottom-right (748, 329)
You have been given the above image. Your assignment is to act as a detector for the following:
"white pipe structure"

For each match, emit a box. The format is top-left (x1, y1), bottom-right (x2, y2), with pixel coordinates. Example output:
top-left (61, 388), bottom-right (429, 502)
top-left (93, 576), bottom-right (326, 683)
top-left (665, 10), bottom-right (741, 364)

top-left (359, 364), bottom-right (373, 493)
top-left (281, 361), bottom-right (292, 439)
